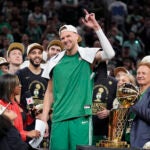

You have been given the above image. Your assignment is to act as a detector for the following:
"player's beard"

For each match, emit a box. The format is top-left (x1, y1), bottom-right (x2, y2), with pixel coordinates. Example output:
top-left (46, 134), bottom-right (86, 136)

top-left (29, 59), bottom-right (41, 68)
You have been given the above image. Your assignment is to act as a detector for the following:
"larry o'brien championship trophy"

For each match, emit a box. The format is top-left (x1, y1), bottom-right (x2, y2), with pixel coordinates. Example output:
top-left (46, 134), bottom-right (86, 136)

top-left (92, 83), bottom-right (139, 148)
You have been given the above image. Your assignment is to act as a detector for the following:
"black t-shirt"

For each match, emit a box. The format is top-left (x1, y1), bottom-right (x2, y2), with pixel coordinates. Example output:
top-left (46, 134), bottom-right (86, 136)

top-left (16, 67), bottom-right (48, 111)
top-left (92, 62), bottom-right (117, 136)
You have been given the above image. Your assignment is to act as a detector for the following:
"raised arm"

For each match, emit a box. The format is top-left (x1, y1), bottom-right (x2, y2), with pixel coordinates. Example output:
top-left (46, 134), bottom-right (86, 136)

top-left (82, 9), bottom-right (115, 61)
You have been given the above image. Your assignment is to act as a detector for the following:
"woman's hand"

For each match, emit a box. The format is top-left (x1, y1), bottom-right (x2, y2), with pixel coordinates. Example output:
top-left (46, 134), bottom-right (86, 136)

top-left (27, 130), bottom-right (41, 138)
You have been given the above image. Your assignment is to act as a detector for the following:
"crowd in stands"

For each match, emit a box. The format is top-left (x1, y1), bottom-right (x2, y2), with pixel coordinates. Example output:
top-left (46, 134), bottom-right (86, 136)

top-left (0, 0), bottom-right (149, 76)
top-left (0, 0), bottom-right (150, 150)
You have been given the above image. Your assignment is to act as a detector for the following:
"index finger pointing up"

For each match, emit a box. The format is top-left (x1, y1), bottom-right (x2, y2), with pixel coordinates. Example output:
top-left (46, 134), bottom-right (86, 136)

top-left (83, 9), bottom-right (89, 15)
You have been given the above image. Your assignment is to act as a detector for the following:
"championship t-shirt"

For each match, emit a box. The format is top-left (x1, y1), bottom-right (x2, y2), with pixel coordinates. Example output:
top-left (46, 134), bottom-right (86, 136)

top-left (16, 67), bottom-right (48, 110)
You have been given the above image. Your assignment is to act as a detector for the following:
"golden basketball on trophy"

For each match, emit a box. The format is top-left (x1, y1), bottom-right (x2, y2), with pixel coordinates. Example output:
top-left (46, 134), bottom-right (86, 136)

top-left (117, 83), bottom-right (139, 108)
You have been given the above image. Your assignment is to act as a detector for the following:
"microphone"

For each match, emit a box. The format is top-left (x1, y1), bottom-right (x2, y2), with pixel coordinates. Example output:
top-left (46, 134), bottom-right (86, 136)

top-left (25, 91), bottom-right (35, 117)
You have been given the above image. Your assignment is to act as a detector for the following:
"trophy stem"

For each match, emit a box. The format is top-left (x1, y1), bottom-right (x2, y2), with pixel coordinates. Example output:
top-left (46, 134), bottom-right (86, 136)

top-left (98, 108), bottom-right (130, 148)
top-left (109, 108), bottom-right (129, 141)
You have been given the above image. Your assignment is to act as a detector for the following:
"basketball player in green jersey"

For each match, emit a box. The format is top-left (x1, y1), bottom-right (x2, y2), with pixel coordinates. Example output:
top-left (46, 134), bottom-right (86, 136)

top-left (42, 9), bottom-right (115, 150)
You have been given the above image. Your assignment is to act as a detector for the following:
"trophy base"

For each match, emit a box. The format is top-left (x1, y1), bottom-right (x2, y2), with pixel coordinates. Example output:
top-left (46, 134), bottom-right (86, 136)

top-left (97, 140), bottom-right (130, 148)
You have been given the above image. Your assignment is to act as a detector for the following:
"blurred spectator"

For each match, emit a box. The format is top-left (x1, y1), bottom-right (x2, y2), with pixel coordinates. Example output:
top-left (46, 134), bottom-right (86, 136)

top-left (41, 38), bottom-right (49, 63)
top-left (123, 31), bottom-right (142, 60)
top-left (0, 57), bottom-right (9, 75)
top-left (9, 6), bottom-right (23, 31)
top-left (21, 34), bottom-right (30, 60)
top-left (139, 18), bottom-right (150, 55)
top-left (126, 6), bottom-right (144, 33)
top-left (20, 1), bottom-right (32, 31)
top-left (41, 24), bottom-right (58, 42)
top-left (42, 39), bottom-right (49, 51)
top-left (122, 57), bottom-right (136, 76)
top-left (76, 17), bottom-right (86, 46)
top-left (0, 14), bottom-right (12, 33)
top-left (43, 0), bottom-right (61, 18)
top-left (25, 18), bottom-right (42, 43)
top-left (28, 4), bottom-right (47, 31)
top-left (108, 0), bottom-right (128, 30)
top-left (0, 34), bottom-right (4, 49)
top-left (60, 0), bottom-right (79, 25)
top-left (10, 20), bottom-right (22, 42)
top-left (0, 36), bottom-right (10, 58)
top-left (84, 26), bottom-right (95, 47)
top-left (1, 0), bottom-right (14, 21)
top-left (121, 45), bottom-right (130, 58)
top-left (109, 26), bottom-right (123, 46)
top-left (1, 25), bottom-right (14, 43)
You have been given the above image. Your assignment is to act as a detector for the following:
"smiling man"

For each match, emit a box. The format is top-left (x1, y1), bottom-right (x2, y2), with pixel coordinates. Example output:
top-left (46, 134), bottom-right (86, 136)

top-left (130, 62), bottom-right (150, 148)
top-left (16, 43), bottom-right (48, 131)
top-left (42, 9), bottom-right (115, 150)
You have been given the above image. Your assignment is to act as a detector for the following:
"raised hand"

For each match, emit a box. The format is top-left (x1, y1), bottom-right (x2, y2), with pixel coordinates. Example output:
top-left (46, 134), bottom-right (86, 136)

top-left (81, 9), bottom-right (100, 31)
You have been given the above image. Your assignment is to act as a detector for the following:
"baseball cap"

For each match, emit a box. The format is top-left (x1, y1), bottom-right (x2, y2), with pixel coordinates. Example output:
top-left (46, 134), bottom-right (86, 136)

top-left (0, 57), bottom-right (9, 66)
top-left (47, 40), bottom-right (64, 51)
top-left (59, 25), bottom-right (82, 42)
top-left (141, 55), bottom-right (150, 63)
top-left (114, 67), bottom-right (129, 77)
top-left (27, 43), bottom-right (43, 56)
top-left (0, 103), bottom-right (10, 115)
top-left (7, 42), bottom-right (24, 57)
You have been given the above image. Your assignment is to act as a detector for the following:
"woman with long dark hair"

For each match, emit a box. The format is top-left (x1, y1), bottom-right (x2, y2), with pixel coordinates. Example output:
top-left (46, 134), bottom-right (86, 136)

top-left (0, 74), bottom-right (40, 142)
top-left (0, 103), bottom-right (28, 150)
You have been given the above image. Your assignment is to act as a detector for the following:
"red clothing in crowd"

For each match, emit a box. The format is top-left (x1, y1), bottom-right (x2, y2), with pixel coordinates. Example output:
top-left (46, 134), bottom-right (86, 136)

top-left (0, 99), bottom-right (27, 141)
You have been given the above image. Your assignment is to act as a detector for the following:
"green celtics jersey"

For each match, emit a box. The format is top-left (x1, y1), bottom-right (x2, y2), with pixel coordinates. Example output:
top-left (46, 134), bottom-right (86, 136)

top-left (52, 52), bottom-right (93, 122)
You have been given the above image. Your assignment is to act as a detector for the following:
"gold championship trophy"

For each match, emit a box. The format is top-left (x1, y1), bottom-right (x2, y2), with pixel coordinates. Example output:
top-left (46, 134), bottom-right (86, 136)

top-left (95, 83), bottom-right (139, 148)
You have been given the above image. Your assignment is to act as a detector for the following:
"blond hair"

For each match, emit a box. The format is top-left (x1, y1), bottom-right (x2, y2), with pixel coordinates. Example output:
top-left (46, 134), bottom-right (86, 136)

top-left (137, 62), bottom-right (150, 69)
top-left (126, 73), bottom-right (136, 85)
